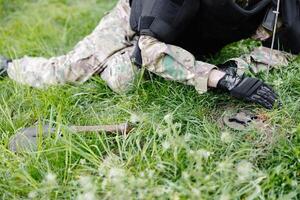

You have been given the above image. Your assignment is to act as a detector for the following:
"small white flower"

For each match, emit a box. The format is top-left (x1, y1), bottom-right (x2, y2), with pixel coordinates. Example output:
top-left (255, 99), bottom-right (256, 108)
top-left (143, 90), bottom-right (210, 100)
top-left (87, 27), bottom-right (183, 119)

top-left (219, 193), bottom-right (231, 200)
top-left (162, 140), bottom-right (171, 150)
top-left (236, 160), bottom-right (254, 181)
top-left (77, 176), bottom-right (97, 200)
top-left (147, 170), bottom-right (155, 178)
top-left (140, 172), bottom-right (145, 177)
top-left (130, 113), bottom-right (141, 124)
top-left (80, 159), bottom-right (86, 165)
top-left (198, 149), bottom-right (213, 159)
top-left (189, 150), bottom-right (195, 155)
top-left (163, 113), bottom-right (173, 124)
top-left (182, 171), bottom-right (190, 180)
top-left (184, 133), bottom-right (192, 142)
top-left (28, 191), bottom-right (38, 199)
top-left (192, 188), bottom-right (201, 197)
top-left (273, 78), bottom-right (283, 87)
top-left (221, 132), bottom-right (233, 143)
top-left (77, 191), bottom-right (96, 200)
top-left (217, 161), bottom-right (233, 171)
top-left (78, 176), bottom-right (94, 191)
top-left (291, 180), bottom-right (298, 187)
top-left (108, 167), bottom-right (125, 179)
top-left (157, 163), bottom-right (165, 171)
top-left (44, 172), bottom-right (57, 185)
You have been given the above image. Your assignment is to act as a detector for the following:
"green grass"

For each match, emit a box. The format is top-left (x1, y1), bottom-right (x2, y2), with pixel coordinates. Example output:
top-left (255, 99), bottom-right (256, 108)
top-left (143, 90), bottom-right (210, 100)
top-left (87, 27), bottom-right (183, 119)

top-left (0, 0), bottom-right (300, 199)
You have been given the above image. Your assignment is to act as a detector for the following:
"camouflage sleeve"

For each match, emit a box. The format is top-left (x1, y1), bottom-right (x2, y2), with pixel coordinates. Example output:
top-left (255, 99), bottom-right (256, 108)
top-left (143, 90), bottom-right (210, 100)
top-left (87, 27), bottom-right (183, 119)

top-left (138, 35), bottom-right (216, 94)
top-left (226, 46), bottom-right (295, 74)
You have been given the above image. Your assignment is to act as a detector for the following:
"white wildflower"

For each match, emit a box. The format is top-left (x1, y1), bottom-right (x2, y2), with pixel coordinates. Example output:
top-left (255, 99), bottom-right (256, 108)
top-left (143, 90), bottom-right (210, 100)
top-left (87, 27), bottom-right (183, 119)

top-left (198, 149), bottom-right (213, 159)
top-left (162, 140), bottom-right (171, 151)
top-left (219, 193), bottom-right (231, 200)
top-left (273, 78), bottom-right (283, 87)
top-left (236, 160), bottom-right (254, 181)
top-left (103, 154), bottom-right (123, 168)
top-left (291, 180), bottom-right (298, 187)
top-left (68, 168), bottom-right (72, 174)
top-left (191, 188), bottom-right (201, 197)
top-left (147, 169), bottom-right (155, 178)
top-left (274, 165), bottom-right (282, 175)
top-left (154, 187), bottom-right (165, 196)
top-left (221, 131), bottom-right (233, 143)
top-left (77, 176), bottom-right (97, 200)
top-left (78, 176), bottom-right (94, 191)
top-left (44, 172), bottom-right (57, 186)
top-left (28, 191), bottom-right (38, 199)
top-left (184, 133), bottom-right (192, 142)
top-left (217, 161), bottom-right (233, 171)
top-left (163, 113), bottom-right (173, 124)
top-left (130, 113), bottom-right (141, 124)
top-left (140, 172), bottom-right (145, 177)
top-left (77, 191), bottom-right (96, 200)
top-left (157, 163), bottom-right (165, 171)
top-left (182, 171), bottom-right (190, 180)
top-left (108, 167), bottom-right (125, 179)
top-left (174, 122), bottom-right (182, 129)
top-left (80, 159), bottom-right (86, 165)
top-left (98, 165), bottom-right (106, 177)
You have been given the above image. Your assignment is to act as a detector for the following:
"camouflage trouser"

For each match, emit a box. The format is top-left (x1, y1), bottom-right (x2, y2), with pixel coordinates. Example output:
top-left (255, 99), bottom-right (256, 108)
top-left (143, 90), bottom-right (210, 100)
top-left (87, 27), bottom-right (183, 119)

top-left (7, 0), bottom-right (293, 94)
top-left (8, 0), bottom-right (136, 93)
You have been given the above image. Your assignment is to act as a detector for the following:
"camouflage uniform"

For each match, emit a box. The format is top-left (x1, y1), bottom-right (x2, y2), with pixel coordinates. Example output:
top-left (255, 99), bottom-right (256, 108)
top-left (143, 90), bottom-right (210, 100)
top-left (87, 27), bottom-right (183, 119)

top-left (7, 0), bottom-right (293, 94)
top-left (8, 0), bottom-right (137, 93)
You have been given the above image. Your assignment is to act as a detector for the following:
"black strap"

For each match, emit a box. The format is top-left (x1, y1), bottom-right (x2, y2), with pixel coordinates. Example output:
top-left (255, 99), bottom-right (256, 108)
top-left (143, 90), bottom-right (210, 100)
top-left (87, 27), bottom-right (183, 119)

top-left (262, 7), bottom-right (276, 31)
top-left (231, 77), bottom-right (262, 98)
top-left (131, 38), bottom-right (143, 68)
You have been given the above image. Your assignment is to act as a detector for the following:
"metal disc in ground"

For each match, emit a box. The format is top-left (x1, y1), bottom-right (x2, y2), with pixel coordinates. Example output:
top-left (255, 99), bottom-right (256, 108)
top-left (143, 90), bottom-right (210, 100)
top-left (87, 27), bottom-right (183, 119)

top-left (222, 110), bottom-right (259, 131)
top-left (8, 125), bottom-right (56, 153)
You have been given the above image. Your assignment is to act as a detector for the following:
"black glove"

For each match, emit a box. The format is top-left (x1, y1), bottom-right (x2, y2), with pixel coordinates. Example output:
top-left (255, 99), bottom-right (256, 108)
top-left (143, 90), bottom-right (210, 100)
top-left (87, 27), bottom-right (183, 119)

top-left (217, 67), bottom-right (281, 109)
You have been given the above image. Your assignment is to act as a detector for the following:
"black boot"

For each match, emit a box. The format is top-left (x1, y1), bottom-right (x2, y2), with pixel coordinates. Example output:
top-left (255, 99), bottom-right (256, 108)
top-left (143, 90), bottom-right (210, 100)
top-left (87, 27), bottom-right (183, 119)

top-left (0, 55), bottom-right (11, 77)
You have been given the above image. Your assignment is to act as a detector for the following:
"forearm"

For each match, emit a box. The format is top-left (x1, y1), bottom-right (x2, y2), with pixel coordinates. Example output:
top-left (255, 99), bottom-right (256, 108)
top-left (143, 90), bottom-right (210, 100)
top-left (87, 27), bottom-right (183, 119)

top-left (138, 35), bottom-right (219, 93)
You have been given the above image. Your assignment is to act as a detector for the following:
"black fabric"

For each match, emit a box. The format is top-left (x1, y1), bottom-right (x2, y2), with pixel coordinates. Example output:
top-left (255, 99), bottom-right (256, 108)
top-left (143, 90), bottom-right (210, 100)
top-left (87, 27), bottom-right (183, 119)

top-left (130, 0), bottom-right (143, 32)
top-left (130, 0), bottom-right (271, 58)
top-left (230, 77), bottom-right (279, 109)
top-left (130, 0), bottom-right (200, 43)
top-left (130, 0), bottom-right (300, 57)
top-left (217, 66), bottom-right (280, 109)
top-left (263, 0), bottom-right (300, 54)
top-left (131, 38), bottom-right (143, 68)
top-left (177, 0), bottom-right (272, 57)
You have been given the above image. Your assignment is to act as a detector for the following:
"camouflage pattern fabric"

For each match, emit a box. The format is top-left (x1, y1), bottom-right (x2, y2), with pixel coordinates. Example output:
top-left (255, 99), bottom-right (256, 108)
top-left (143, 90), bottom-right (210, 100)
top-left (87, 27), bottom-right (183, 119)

top-left (7, 0), bottom-right (136, 93)
top-left (6, 0), bottom-right (293, 94)
top-left (227, 46), bottom-right (295, 74)
top-left (139, 35), bottom-right (216, 94)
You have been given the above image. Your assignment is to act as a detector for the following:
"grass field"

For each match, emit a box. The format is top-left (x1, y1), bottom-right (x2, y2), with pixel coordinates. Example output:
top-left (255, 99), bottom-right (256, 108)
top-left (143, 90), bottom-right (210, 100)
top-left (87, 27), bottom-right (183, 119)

top-left (0, 0), bottom-right (299, 199)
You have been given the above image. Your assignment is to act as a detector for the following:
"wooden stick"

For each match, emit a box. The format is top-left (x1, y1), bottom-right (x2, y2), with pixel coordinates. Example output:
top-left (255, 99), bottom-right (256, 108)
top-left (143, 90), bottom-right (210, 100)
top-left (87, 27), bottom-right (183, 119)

top-left (69, 122), bottom-right (132, 134)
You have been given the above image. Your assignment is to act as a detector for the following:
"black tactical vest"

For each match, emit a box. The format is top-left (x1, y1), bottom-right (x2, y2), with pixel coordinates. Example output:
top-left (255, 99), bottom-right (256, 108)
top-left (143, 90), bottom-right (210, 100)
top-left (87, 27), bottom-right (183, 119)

top-left (180, 0), bottom-right (273, 57)
top-left (130, 0), bottom-right (271, 58)
top-left (130, 0), bottom-right (300, 58)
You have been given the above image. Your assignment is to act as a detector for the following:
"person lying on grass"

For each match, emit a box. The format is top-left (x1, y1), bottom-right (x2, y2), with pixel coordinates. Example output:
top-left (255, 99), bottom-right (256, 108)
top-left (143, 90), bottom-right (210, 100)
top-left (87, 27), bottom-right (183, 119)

top-left (0, 0), bottom-right (299, 109)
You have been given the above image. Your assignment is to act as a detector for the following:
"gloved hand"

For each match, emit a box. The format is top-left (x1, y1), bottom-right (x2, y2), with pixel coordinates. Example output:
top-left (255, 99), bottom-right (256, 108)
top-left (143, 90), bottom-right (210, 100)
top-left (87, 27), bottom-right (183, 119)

top-left (217, 67), bottom-right (281, 109)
